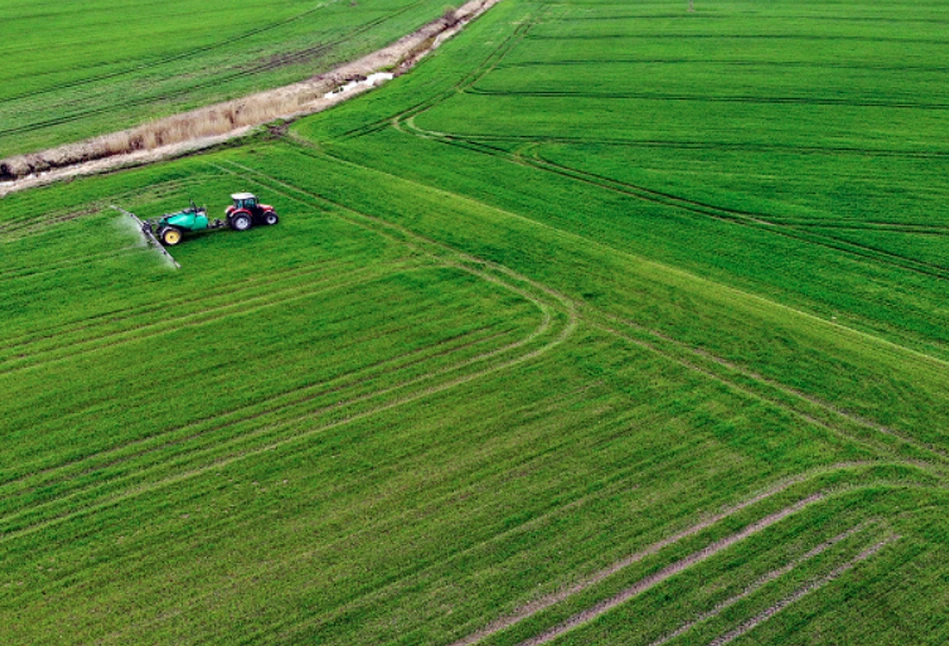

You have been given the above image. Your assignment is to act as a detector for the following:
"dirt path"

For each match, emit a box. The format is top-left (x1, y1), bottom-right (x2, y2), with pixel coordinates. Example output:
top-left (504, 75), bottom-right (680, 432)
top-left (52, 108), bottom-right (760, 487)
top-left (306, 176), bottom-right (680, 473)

top-left (0, 0), bottom-right (504, 198)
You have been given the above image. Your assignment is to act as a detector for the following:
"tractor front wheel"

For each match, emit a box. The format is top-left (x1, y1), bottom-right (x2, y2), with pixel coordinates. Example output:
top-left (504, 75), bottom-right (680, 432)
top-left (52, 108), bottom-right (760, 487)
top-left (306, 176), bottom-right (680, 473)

top-left (264, 212), bottom-right (279, 226)
top-left (160, 227), bottom-right (183, 246)
top-left (230, 213), bottom-right (252, 231)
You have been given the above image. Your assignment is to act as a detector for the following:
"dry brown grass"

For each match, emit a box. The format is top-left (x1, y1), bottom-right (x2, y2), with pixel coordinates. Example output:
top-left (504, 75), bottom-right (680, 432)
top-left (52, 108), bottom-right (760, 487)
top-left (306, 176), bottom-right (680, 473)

top-left (0, 87), bottom-right (335, 180)
top-left (0, 0), bottom-right (497, 184)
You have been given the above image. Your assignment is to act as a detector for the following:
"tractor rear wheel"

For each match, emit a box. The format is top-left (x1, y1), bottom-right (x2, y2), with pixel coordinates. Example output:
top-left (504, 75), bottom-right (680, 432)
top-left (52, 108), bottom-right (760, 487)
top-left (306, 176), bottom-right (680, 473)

top-left (160, 227), bottom-right (183, 246)
top-left (230, 213), bottom-right (252, 231)
top-left (264, 212), bottom-right (279, 226)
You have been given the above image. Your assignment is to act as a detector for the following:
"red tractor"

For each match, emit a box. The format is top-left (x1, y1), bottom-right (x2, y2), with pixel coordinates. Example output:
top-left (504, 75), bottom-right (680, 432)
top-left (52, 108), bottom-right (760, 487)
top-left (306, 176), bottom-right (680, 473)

top-left (225, 192), bottom-right (279, 231)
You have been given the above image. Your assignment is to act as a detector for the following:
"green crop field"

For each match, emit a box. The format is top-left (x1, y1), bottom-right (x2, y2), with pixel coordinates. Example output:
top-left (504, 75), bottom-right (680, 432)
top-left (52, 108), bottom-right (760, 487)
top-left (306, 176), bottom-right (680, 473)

top-left (2, 0), bottom-right (949, 644)
top-left (0, 0), bottom-right (454, 157)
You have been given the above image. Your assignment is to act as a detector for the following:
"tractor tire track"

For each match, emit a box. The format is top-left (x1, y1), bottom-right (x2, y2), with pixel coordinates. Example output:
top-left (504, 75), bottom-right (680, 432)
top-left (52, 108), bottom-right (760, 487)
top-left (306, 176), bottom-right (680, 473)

top-left (0, 260), bottom-right (414, 376)
top-left (513, 495), bottom-right (825, 646)
top-left (447, 462), bottom-right (898, 646)
top-left (291, 133), bottom-right (949, 462)
top-left (647, 523), bottom-right (873, 646)
top-left (465, 87), bottom-right (949, 111)
top-left (394, 101), bottom-right (949, 284)
top-left (1, 145), bottom-right (576, 530)
top-left (0, 322), bottom-right (512, 493)
top-left (0, 175), bottom-right (577, 538)
top-left (0, 245), bottom-right (146, 282)
top-left (391, 118), bottom-right (949, 368)
top-left (495, 59), bottom-right (949, 74)
top-left (413, 133), bottom-right (949, 160)
top-left (0, 254), bottom-right (368, 351)
top-left (587, 313), bottom-right (949, 468)
top-left (525, 33), bottom-right (949, 46)
top-left (0, 272), bottom-right (572, 543)
top-left (338, 5), bottom-right (544, 141)
top-left (451, 482), bottom-right (847, 646)
top-left (94, 448), bottom-right (628, 644)
top-left (509, 487), bottom-right (907, 646)
top-left (705, 536), bottom-right (899, 646)
top-left (0, 324), bottom-right (521, 524)
top-left (0, 256), bottom-right (361, 351)
top-left (766, 219), bottom-right (949, 233)
top-left (524, 151), bottom-right (949, 281)
top-left (224, 156), bottom-right (579, 333)
top-left (310, 135), bottom-right (949, 459)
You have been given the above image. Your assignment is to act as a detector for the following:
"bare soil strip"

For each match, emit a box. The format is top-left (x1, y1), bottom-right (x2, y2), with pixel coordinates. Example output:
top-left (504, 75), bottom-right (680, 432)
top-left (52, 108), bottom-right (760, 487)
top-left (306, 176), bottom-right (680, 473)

top-left (648, 524), bottom-right (869, 646)
top-left (514, 495), bottom-right (824, 646)
top-left (0, 0), bottom-right (504, 197)
top-left (705, 535), bottom-right (899, 646)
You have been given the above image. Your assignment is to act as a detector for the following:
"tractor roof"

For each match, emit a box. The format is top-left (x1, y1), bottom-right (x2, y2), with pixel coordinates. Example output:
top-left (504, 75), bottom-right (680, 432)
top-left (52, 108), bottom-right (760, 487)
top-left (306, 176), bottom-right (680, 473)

top-left (231, 192), bottom-right (256, 200)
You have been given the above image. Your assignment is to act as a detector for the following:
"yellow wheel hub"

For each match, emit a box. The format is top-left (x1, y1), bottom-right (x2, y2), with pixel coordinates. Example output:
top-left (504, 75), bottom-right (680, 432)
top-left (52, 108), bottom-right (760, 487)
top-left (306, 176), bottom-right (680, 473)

top-left (164, 230), bottom-right (181, 245)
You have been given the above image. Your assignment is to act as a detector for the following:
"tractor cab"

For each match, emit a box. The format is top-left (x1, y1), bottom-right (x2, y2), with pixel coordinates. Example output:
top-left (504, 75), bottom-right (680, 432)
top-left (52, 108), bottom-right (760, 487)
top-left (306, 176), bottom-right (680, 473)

top-left (231, 193), bottom-right (259, 211)
top-left (225, 192), bottom-right (280, 230)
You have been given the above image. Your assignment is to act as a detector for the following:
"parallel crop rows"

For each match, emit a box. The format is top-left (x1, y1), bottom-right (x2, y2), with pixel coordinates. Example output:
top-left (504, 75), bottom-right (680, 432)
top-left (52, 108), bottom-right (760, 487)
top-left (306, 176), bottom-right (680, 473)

top-left (3, 1), bottom-right (949, 644)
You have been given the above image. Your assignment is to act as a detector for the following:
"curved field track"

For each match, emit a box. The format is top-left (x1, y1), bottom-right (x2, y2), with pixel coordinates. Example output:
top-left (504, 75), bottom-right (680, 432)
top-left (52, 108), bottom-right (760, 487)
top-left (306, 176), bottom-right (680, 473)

top-left (2, 0), bottom-right (949, 644)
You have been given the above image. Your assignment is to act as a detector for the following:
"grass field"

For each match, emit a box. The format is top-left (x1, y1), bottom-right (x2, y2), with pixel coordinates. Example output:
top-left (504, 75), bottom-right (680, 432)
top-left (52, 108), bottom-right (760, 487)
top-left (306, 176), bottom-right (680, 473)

top-left (0, 0), bottom-right (454, 157)
top-left (2, 0), bottom-right (949, 644)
